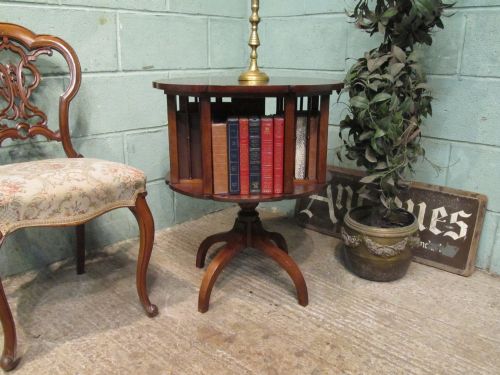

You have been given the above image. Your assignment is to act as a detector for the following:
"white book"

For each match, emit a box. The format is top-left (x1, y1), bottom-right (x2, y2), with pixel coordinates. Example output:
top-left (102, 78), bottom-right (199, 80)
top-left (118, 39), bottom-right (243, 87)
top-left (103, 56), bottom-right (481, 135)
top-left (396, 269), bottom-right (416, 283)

top-left (294, 114), bottom-right (307, 179)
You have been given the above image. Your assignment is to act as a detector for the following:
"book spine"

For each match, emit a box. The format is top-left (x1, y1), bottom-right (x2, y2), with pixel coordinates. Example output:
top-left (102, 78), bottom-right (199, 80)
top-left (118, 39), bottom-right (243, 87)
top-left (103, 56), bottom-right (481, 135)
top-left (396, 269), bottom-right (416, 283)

top-left (307, 112), bottom-right (319, 180)
top-left (273, 116), bottom-right (284, 194)
top-left (294, 114), bottom-right (308, 179)
top-left (227, 117), bottom-right (240, 194)
top-left (239, 117), bottom-right (250, 195)
top-left (249, 116), bottom-right (261, 194)
top-left (261, 117), bottom-right (274, 194)
top-left (212, 122), bottom-right (228, 194)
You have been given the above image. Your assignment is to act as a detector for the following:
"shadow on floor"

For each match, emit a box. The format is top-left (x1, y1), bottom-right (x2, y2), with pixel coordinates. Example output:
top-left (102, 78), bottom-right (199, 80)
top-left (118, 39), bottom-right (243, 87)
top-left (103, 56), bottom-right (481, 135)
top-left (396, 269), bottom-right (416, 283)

top-left (11, 248), bottom-right (173, 369)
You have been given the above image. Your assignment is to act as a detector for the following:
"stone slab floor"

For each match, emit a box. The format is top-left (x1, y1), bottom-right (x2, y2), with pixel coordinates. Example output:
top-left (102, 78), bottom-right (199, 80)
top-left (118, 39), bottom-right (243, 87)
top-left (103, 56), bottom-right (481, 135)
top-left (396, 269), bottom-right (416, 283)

top-left (2, 207), bottom-right (499, 374)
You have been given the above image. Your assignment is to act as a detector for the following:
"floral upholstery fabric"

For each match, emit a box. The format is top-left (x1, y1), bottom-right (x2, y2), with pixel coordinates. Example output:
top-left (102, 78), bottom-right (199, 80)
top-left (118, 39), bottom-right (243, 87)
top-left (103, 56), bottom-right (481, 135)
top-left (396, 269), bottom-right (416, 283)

top-left (0, 158), bottom-right (146, 235)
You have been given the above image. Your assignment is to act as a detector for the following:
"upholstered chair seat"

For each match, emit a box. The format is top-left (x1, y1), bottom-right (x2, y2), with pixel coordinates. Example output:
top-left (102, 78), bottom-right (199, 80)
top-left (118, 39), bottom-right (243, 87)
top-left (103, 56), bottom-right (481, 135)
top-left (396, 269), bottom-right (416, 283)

top-left (0, 158), bottom-right (146, 235)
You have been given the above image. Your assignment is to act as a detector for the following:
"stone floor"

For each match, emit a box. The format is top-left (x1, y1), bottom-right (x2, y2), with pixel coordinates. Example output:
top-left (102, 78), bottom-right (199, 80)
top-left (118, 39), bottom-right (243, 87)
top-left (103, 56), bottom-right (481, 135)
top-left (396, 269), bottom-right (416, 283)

top-left (2, 207), bottom-right (500, 374)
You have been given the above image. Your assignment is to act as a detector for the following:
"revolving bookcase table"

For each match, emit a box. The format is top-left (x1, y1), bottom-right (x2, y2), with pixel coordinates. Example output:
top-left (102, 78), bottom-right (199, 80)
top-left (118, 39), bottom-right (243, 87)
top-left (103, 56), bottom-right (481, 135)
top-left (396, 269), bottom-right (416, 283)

top-left (153, 76), bottom-right (343, 312)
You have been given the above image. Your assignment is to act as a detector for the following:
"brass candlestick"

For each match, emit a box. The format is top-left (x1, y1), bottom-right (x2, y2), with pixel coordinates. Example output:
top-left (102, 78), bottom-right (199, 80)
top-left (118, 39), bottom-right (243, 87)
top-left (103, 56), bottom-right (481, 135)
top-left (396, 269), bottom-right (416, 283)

top-left (239, 0), bottom-right (269, 83)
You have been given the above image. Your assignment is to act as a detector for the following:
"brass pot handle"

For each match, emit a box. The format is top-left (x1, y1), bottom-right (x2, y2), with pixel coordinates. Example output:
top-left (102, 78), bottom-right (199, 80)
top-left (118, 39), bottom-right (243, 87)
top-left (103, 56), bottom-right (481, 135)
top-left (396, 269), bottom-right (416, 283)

top-left (342, 227), bottom-right (420, 257)
top-left (341, 227), bottom-right (362, 248)
top-left (363, 237), bottom-right (407, 257)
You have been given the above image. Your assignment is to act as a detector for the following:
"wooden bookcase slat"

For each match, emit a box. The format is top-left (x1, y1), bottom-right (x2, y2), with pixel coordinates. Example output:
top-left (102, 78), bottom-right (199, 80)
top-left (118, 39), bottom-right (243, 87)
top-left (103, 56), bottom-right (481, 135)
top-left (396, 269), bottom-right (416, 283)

top-left (317, 95), bottom-right (330, 184)
top-left (200, 96), bottom-right (213, 195)
top-left (167, 94), bottom-right (179, 184)
top-left (283, 94), bottom-right (297, 194)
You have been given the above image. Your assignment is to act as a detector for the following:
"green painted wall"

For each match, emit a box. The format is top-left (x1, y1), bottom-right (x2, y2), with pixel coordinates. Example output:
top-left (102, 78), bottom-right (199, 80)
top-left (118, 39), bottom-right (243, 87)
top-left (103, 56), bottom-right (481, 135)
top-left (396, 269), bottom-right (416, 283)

top-left (1, 0), bottom-right (499, 276)
top-left (0, 0), bottom-right (243, 276)
top-left (259, 0), bottom-right (500, 275)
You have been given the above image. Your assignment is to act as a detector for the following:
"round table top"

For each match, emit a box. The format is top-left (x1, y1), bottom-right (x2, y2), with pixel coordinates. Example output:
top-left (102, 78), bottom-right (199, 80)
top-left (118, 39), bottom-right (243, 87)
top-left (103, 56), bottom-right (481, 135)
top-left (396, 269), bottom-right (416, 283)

top-left (153, 75), bottom-right (344, 96)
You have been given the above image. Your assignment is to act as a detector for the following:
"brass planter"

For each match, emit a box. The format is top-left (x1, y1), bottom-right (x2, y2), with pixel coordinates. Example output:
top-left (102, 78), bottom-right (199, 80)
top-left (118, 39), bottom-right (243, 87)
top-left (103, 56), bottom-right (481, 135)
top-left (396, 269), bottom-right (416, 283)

top-left (342, 206), bottom-right (419, 282)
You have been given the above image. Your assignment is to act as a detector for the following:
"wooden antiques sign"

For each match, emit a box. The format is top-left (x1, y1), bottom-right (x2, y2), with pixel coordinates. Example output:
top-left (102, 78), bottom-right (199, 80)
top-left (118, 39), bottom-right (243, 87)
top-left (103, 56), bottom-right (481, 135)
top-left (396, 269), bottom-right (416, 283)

top-left (295, 167), bottom-right (488, 276)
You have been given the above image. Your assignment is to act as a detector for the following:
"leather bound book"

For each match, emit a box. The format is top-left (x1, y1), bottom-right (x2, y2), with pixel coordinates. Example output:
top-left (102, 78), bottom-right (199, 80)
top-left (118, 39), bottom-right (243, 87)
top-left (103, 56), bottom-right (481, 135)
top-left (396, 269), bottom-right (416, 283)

top-left (227, 117), bottom-right (240, 194)
top-left (261, 116), bottom-right (274, 194)
top-left (239, 117), bottom-right (250, 195)
top-left (307, 111), bottom-right (319, 180)
top-left (190, 111), bottom-right (202, 179)
top-left (176, 111), bottom-right (191, 179)
top-left (294, 113), bottom-right (308, 179)
top-left (249, 116), bottom-right (261, 194)
top-left (273, 116), bottom-right (284, 194)
top-left (212, 122), bottom-right (228, 194)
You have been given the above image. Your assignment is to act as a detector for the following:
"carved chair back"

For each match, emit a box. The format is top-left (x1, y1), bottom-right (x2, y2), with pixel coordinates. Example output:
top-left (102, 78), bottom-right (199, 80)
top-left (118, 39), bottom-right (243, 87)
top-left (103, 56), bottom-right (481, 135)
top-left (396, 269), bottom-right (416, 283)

top-left (0, 22), bottom-right (82, 158)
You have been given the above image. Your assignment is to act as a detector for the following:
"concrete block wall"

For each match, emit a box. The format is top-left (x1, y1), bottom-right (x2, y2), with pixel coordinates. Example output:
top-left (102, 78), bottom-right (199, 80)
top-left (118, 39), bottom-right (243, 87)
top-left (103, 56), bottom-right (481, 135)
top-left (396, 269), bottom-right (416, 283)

top-left (258, 0), bottom-right (500, 275)
top-left (0, 0), bottom-right (245, 276)
top-left (1, 0), bottom-right (499, 276)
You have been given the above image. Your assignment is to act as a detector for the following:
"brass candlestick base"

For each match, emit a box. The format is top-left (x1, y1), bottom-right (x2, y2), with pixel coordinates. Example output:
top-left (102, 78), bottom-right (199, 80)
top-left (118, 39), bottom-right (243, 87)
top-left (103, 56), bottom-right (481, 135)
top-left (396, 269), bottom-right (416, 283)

top-left (239, 69), bottom-right (269, 83)
top-left (239, 0), bottom-right (269, 83)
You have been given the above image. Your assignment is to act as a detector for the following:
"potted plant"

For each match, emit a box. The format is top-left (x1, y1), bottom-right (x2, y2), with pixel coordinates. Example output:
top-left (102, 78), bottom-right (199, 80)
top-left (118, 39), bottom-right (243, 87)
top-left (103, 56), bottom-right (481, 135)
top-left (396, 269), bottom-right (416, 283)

top-left (339, 0), bottom-right (454, 281)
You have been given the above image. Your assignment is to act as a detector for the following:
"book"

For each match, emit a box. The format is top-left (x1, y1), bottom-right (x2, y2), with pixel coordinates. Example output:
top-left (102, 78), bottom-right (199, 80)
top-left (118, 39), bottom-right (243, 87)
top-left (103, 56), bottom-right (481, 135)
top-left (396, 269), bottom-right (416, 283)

top-left (249, 116), bottom-right (261, 194)
top-left (190, 111), bottom-right (202, 179)
top-left (307, 112), bottom-right (319, 180)
top-left (227, 117), bottom-right (240, 194)
top-left (261, 117), bottom-right (274, 194)
top-left (273, 116), bottom-right (284, 194)
top-left (239, 117), bottom-right (250, 195)
top-left (295, 114), bottom-right (308, 179)
top-left (176, 111), bottom-right (191, 179)
top-left (212, 122), bottom-right (228, 194)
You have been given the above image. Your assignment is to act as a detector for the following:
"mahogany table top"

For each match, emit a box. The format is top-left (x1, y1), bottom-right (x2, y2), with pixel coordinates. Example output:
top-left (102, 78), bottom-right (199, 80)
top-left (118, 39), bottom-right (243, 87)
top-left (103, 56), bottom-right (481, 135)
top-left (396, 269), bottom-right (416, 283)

top-left (153, 75), bottom-right (344, 96)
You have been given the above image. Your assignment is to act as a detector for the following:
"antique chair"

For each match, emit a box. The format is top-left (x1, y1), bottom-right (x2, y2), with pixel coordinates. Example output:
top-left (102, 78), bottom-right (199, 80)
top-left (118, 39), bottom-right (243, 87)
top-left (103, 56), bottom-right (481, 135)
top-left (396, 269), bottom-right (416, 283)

top-left (0, 23), bottom-right (158, 370)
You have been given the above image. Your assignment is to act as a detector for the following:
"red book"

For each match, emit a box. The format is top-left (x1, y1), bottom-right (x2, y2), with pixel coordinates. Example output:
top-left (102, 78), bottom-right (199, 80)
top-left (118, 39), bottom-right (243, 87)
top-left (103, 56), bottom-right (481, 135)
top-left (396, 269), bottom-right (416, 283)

top-left (261, 117), bottom-right (274, 194)
top-left (273, 116), bottom-right (284, 194)
top-left (239, 118), bottom-right (250, 195)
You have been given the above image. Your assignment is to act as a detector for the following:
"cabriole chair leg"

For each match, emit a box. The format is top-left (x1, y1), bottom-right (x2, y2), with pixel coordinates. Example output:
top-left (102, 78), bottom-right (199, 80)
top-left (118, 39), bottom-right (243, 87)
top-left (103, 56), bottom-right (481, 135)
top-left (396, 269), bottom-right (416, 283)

top-left (0, 274), bottom-right (18, 371)
top-left (129, 193), bottom-right (158, 318)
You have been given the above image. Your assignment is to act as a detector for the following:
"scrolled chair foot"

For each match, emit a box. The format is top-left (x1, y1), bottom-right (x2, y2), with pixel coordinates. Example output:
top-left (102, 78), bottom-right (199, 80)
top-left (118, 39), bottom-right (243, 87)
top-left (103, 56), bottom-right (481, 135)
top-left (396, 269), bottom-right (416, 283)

top-left (143, 303), bottom-right (159, 318)
top-left (0, 354), bottom-right (19, 372)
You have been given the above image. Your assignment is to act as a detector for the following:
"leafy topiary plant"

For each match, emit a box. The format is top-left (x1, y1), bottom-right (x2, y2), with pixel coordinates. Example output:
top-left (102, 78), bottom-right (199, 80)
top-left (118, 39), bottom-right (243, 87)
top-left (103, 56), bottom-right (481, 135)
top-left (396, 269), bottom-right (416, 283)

top-left (350, 0), bottom-right (454, 50)
top-left (339, 0), bottom-right (453, 211)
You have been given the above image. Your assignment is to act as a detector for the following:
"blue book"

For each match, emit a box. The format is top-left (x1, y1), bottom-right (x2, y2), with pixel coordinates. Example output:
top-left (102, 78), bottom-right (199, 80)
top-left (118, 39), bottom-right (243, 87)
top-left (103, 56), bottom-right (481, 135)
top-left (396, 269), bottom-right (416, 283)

top-left (227, 117), bottom-right (240, 194)
top-left (249, 116), bottom-right (261, 193)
